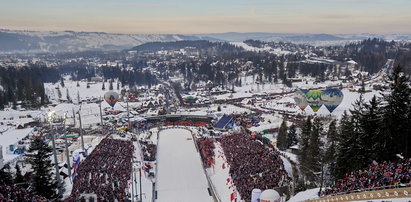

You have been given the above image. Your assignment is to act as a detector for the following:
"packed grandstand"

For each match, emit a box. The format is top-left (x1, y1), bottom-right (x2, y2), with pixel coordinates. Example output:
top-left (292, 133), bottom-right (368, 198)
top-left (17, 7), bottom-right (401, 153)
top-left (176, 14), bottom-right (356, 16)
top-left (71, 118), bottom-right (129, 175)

top-left (2, 116), bottom-right (411, 201)
top-left (321, 158), bottom-right (411, 196)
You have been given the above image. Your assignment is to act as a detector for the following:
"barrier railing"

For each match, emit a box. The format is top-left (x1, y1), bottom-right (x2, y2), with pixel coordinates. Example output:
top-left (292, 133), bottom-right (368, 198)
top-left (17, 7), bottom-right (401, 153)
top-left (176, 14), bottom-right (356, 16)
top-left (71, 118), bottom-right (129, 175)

top-left (310, 184), bottom-right (411, 202)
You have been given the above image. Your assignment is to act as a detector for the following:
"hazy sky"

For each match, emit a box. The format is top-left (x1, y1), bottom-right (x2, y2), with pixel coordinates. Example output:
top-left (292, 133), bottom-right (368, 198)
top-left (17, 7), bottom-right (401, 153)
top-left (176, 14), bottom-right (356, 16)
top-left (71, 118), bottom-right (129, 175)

top-left (1, 0), bottom-right (410, 34)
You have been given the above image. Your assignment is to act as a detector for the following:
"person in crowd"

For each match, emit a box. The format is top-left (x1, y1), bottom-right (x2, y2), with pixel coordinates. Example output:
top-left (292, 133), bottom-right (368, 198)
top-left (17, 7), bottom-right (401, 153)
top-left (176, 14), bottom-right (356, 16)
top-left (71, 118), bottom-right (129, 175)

top-left (321, 158), bottom-right (411, 196)
top-left (218, 133), bottom-right (290, 201)
top-left (66, 138), bottom-right (134, 201)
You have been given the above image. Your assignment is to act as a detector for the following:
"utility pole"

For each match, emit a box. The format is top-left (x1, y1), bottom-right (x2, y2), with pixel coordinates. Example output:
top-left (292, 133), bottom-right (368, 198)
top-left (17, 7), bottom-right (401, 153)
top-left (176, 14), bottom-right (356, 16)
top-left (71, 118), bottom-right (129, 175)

top-left (63, 112), bottom-right (72, 180)
top-left (72, 108), bottom-right (76, 126)
top-left (133, 167), bottom-right (138, 201)
top-left (127, 92), bottom-right (131, 130)
top-left (319, 161), bottom-right (324, 195)
top-left (99, 97), bottom-right (103, 134)
top-left (139, 167), bottom-right (142, 202)
top-left (48, 113), bottom-right (62, 197)
top-left (78, 106), bottom-right (85, 152)
top-left (131, 164), bottom-right (135, 202)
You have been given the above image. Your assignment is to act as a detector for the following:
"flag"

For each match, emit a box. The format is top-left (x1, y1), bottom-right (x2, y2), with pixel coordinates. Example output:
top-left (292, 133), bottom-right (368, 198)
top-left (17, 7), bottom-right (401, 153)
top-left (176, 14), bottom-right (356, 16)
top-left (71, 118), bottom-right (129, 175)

top-left (72, 155), bottom-right (81, 178)
top-left (230, 192), bottom-right (236, 201)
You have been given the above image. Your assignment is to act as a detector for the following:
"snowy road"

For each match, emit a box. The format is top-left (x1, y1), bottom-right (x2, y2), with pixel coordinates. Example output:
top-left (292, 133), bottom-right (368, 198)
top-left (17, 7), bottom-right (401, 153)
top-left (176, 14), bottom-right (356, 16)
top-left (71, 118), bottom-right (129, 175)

top-left (155, 128), bottom-right (213, 202)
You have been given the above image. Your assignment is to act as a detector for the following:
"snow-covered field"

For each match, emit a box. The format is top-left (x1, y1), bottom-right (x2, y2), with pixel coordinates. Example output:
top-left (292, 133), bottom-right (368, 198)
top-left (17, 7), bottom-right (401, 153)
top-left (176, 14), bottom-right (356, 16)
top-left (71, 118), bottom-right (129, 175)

top-left (0, 127), bottom-right (33, 163)
top-left (288, 188), bottom-right (321, 202)
top-left (44, 80), bottom-right (121, 104)
top-left (155, 128), bottom-right (213, 202)
top-left (231, 42), bottom-right (292, 55)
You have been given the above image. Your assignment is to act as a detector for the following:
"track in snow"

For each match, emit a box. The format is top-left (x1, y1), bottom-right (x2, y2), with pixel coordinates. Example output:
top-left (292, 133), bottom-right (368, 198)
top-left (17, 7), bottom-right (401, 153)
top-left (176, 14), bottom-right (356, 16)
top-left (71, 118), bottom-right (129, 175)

top-left (155, 128), bottom-right (213, 202)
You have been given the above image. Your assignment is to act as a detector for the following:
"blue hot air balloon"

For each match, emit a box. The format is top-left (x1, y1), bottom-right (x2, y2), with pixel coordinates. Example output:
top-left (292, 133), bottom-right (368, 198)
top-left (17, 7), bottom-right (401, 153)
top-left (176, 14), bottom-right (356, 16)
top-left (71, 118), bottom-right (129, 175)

top-left (321, 88), bottom-right (344, 113)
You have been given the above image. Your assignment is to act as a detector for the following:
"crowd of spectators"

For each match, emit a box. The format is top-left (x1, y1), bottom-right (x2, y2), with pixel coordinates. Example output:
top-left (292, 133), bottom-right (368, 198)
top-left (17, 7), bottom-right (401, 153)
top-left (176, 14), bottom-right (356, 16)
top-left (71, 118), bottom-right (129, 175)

top-left (164, 121), bottom-right (209, 127)
top-left (218, 133), bottom-right (290, 201)
top-left (139, 140), bottom-right (157, 161)
top-left (0, 185), bottom-right (48, 201)
top-left (322, 158), bottom-right (411, 196)
top-left (198, 138), bottom-right (215, 168)
top-left (66, 138), bottom-right (134, 201)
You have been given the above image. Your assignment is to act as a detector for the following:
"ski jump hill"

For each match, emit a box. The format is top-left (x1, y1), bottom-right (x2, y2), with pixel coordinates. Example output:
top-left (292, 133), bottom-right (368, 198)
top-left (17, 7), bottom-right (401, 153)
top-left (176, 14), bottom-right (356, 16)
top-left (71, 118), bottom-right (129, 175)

top-left (154, 128), bottom-right (214, 202)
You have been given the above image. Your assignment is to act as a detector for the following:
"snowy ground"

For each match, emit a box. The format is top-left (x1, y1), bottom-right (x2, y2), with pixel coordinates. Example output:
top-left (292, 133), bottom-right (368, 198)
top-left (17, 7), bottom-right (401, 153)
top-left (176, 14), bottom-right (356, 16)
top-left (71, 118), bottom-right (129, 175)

top-left (288, 188), bottom-right (321, 202)
top-left (280, 156), bottom-right (293, 178)
top-left (249, 88), bottom-right (380, 120)
top-left (231, 42), bottom-right (292, 55)
top-left (249, 113), bottom-right (284, 132)
top-left (44, 79), bottom-right (121, 104)
top-left (0, 127), bottom-right (33, 163)
top-left (129, 141), bottom-right (154, 202)
top-left (155, 128), bottom-right (213, 202)
top-left (206, 141), bottom-right (241, 202)
top-left (214, 75), bottom-right (343, 101)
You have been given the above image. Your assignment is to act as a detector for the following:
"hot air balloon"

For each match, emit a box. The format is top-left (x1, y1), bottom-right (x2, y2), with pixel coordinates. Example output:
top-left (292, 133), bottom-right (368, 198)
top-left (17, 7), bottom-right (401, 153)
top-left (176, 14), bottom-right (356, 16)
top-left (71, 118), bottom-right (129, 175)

top-left (293, 89), bottom-right (308, 111)
top-left (104, 91), bottom-right (119, 108)
top-left (321, 88), bottom-right (344, 113)
top-left (306, 90), bottom-right (323, 112)
top-left (259, 189), bottom-right (280, 202)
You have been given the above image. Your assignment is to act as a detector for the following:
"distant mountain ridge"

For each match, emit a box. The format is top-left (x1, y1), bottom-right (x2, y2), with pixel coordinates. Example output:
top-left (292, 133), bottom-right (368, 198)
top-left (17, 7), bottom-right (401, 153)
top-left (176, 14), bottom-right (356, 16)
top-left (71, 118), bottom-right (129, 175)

top-left (0, 29), bottom-right (205, 54)
top-left (194, 32), bottom-right (411, 43)
top-left (1, 29), bottom-right (410, 54)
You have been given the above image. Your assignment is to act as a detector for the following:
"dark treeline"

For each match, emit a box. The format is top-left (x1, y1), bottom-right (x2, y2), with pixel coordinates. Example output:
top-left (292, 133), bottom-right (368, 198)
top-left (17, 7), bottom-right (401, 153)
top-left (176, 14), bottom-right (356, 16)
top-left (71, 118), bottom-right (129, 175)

top-left (321, 38), bottom-right (411, 74)
top-left (286, 65), bottom-right (411, 190)
top-left (246, 38), bottom-right (411, 76)
top-left (332, 65), bottom-right (411, 177)
top-left (0, 65), bottom-right (59, 109)
top-left (394, 49), bottom-right (411, 75)
top-left (333, 38), bottom-right (400, 74)
top-left (131, 40), bottom-right (243, 56)
top-left (100, 66), bottom-right (158, 88)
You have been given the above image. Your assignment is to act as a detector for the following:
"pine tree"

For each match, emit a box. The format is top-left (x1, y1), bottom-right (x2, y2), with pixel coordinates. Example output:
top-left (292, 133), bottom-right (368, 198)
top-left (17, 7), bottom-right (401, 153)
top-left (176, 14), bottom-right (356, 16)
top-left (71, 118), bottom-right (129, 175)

top-left (307, 117), bottom-right (322, 173)
top-left (0, 164), bottom-right (13, 185)
top-left (26, 137), bottom-right (59, 199)
top-left (109, 79), bottom-right (113, 90)
top-left (117, 82), bottom-right (120, 90)
top-left (359, 78), bottom-right (366, 93)
top-left (361, 96), bottom-right (382, 161)
top-left (349, 95), bottom-right (370, 167)
top-left (66, 88), bottom-right (71, 103)
top-left (287, 124), bottom-right (298, 148)
top-left (57, 87), bottom-right (62, 99)
top-left (325, 120), bottom-right (337, 163)
top-left (77, 91), bottom-right (81, 104)
top-left (14, 164), bottom-right (24, 184)
top-left (381, 65), bottom-right (411, 158)
top-left (335, 111), bottom-right (358, 178)
top-left (325, 120), bottom-right (338, 182)
top-left (277, 120), bottom-right (288, 150)
top-left (60, 78), bottom-right (65, 88)
top-left (102, 82), bottom-right (105, 90)
top-left (299, 116), bottom-right (312, 178)
top-left (76, 81), bottom-right (80, 87)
